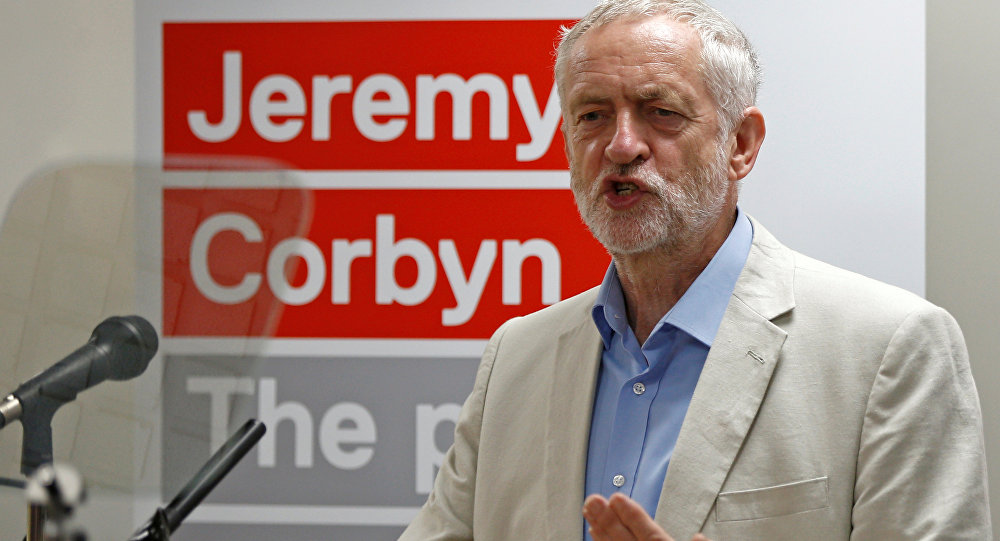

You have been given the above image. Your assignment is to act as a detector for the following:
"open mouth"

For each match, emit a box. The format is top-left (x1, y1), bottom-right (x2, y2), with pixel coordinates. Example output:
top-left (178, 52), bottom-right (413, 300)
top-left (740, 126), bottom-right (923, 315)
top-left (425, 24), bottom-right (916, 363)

top-left (614, 182), bottom-right (639, 196)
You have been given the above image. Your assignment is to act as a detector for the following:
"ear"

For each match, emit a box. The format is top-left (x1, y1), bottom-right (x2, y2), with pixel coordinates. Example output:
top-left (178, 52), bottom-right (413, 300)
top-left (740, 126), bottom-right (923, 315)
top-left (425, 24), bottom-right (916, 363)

top-left (728, 106), bottom-right (765, 181)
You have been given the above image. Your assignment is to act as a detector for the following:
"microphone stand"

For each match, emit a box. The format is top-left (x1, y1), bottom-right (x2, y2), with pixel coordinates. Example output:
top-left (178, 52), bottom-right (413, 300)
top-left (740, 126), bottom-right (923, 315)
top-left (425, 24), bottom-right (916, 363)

top-left (17, 387), bottom-right (76, 541)
top-left (23, 463), bottom-right (88, 541)
top-left (129, 419), bottom-right (266, 541)
top-left (1, 315), bottom-right (158, 541)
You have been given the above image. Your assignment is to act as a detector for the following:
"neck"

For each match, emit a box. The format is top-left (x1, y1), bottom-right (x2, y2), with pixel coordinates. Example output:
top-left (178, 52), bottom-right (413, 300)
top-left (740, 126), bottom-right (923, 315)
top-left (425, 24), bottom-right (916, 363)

top-left (613, 210), bottom-right (737, 344)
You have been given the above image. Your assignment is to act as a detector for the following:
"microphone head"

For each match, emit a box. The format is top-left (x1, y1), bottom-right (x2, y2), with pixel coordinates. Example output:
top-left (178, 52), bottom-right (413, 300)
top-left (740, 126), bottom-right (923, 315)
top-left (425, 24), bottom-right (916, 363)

top-left (90, 315), bottom-right (159, 381)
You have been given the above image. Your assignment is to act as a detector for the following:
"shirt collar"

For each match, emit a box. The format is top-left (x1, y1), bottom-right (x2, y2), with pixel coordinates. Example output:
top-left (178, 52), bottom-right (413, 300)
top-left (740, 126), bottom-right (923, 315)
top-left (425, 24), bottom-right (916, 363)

top-left (591, 207), bottom-right (754, 348)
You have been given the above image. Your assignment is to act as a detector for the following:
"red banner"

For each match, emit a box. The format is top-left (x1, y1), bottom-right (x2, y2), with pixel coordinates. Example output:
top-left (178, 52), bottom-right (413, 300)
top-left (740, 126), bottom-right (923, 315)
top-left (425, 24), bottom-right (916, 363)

top-left (163, 188), bottom-right (607, 338)
top-left (163, 21), bottom-right (571, 170)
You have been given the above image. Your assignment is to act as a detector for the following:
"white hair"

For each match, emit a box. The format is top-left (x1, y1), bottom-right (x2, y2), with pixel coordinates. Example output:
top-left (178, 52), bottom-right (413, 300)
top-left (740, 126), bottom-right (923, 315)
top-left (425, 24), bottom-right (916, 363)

top-left (555, 0), bottom-right (762, 136)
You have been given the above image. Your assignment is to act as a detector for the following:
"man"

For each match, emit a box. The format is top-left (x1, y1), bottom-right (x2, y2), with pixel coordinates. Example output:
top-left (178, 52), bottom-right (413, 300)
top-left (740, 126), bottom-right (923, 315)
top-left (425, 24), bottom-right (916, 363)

top-left (400, 1), bottom-right (991, 539)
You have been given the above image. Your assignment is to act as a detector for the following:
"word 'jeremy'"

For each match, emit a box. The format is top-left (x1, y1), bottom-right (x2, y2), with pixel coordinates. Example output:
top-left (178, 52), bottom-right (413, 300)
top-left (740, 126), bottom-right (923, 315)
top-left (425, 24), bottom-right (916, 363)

top-left (187, 51), bottom-right (562, 162)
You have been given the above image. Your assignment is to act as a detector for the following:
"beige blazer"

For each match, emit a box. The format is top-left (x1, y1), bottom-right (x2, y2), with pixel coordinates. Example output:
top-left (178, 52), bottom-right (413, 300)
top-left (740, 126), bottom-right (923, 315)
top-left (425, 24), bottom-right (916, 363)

top-left (400, 219), bottom-right (991, 540)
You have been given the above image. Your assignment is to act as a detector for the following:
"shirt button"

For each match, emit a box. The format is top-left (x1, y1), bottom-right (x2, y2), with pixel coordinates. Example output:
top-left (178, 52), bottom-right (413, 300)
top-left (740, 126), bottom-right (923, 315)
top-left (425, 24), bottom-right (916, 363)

top-left (612, 474), bottom-right (626, 487)
top-left (632, 382), bottom-right (646, 395)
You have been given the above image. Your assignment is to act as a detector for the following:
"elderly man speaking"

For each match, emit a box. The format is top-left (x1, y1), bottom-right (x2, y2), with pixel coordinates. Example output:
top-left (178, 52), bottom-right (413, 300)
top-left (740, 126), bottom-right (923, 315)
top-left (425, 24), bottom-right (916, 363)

top-left (400, 1), bottom-right (991, 539)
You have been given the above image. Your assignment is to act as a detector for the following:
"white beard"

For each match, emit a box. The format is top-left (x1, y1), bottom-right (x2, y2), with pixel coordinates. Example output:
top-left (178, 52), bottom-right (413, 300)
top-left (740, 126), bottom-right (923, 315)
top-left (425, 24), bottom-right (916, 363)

top-left (571, 143), bottom-right (730, 257)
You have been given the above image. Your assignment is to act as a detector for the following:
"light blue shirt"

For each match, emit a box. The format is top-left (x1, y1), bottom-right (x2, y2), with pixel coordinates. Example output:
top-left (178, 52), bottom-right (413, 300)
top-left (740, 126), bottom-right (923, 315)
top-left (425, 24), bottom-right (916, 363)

top-left (583, 209), bottom-right (753, 539)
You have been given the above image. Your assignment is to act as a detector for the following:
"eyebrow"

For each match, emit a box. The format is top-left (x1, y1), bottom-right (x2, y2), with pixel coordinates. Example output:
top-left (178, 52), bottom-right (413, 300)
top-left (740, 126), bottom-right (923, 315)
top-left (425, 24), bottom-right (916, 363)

top-left (566, 91), bottom-right (611, 112)
top-left (634, 85), bottom-right (698, 111)
top-left (566, 83), bottom-right (699, 116)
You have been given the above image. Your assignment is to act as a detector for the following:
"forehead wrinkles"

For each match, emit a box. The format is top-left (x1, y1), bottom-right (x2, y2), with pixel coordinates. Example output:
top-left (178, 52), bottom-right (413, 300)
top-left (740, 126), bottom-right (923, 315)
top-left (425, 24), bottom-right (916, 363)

top-left (564, 18), bottom-right (706, 108)
top-left (565, 61), bottom-right (702, 117)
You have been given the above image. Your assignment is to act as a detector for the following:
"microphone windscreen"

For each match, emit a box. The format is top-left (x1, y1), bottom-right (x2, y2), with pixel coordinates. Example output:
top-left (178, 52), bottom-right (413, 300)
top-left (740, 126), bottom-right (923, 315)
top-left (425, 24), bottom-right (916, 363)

top-left (92, 315), bottom-right (159, 381)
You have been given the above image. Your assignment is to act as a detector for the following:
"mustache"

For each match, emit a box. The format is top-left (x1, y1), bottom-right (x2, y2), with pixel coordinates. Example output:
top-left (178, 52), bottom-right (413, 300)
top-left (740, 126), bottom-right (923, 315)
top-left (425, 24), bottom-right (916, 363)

top-left (604, 162), bottom-right (642, 177)
top-left (596, 163), bottom-right (666, 194)
top-left (605, 162), bottom-right (647, 178)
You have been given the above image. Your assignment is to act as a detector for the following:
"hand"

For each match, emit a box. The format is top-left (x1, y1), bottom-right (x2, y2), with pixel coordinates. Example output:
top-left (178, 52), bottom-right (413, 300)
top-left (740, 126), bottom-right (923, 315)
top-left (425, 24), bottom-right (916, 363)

top-left (583, 493), bottom-right (711, 541)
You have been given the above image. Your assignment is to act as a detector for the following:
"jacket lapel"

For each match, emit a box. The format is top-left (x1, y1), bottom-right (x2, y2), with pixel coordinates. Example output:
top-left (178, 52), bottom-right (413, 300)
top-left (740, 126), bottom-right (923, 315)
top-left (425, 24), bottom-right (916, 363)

top-left (544, 309), bottom-right (603, 540)
top-left (654, 219), bottom-right (796, 538)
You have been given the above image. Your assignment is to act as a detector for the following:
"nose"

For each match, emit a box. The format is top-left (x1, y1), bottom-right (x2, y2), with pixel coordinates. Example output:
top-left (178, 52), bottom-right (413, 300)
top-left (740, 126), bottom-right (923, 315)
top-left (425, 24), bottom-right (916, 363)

top-left (605, 112), bottom-right (649, 165)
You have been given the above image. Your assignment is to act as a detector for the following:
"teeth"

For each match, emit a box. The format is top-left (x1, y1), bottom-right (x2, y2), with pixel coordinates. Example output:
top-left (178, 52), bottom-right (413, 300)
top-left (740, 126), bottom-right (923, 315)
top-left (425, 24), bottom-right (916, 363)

top-left (615, 182), bottom-right (637, 195)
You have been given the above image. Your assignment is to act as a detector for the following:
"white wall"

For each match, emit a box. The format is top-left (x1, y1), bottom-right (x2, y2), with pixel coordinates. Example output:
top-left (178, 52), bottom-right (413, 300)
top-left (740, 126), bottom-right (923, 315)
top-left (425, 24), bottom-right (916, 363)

top-left (0, 1), bottom-right (136, 537)
top-left (0, 1), bottom-right (134, 195)
top-left (927, 1), bottom-right (1000, 534)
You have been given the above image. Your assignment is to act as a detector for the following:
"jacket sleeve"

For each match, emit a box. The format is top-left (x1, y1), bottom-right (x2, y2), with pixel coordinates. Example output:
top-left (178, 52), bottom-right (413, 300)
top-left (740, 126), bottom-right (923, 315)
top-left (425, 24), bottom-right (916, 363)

top-left (851, 305), bottom-right (992, 540)
top-left (398, 319), bottom-right (513, 541)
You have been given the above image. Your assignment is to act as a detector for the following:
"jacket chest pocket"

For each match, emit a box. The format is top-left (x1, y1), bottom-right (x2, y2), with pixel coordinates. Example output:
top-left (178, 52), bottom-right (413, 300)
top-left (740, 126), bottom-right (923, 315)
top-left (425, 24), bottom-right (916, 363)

top-left (715, 476), bottom-right (829, 522)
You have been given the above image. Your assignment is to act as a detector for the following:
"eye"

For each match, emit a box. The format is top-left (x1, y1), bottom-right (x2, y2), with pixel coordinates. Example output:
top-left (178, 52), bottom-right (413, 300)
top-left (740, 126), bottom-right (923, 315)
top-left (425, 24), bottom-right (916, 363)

top-left (649, 107), bottom-right (685, 130)
top-left (579, 111), bottom-right (602, 123)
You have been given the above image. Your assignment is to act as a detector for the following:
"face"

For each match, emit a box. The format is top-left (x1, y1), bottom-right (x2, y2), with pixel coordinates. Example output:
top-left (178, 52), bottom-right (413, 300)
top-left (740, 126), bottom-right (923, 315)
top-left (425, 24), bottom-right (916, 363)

top-left (562, 15), bottom-right (736, 256)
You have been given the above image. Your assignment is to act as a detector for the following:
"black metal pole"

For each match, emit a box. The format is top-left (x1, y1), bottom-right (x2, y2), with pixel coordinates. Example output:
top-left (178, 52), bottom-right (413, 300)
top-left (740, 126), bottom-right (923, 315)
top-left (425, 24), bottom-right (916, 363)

top-left (128, 419), bottom-right (266, 540)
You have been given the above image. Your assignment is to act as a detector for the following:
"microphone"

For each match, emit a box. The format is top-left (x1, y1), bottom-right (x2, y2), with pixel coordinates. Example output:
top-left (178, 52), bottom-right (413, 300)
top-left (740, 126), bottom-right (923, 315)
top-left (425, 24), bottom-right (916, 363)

top-left (0, 315), bottom-right (158, 429)
top-left (0, 316), bottom-right (158, 472)
top-left (129, 419), bottom-right (266, 540)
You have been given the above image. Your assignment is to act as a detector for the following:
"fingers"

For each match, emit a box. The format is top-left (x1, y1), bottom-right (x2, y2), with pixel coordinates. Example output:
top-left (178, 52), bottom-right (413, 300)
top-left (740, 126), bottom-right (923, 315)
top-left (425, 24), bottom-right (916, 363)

top-left (607, 493), bottom-right (672, 541)
top-left (583, 493), bottom-right (675, 541)
top-left (585, 494), bottom-right (636, 541)
top-left (607, 493), bottom-right (674, 541)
